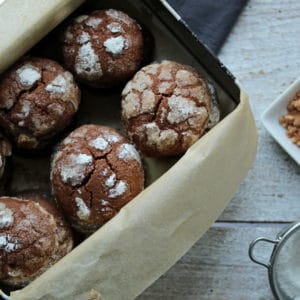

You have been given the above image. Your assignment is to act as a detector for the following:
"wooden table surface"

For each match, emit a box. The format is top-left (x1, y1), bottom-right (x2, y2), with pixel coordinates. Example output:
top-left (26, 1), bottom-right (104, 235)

top-left (138, 0), bottom-right (300, 299)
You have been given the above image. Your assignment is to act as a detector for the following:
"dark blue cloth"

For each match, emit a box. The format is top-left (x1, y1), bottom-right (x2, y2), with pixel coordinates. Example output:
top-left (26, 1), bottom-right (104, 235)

top-left (167, 0), bottom-right (248, 54)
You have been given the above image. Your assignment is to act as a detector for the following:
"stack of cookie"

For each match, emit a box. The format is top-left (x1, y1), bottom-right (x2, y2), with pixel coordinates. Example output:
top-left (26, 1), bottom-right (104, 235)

top-left (0, 9), bottom-right (220, 288)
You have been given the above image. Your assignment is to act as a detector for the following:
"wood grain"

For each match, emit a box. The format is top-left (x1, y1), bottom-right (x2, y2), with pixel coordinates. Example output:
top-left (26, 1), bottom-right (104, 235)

top-left (218, 0), bottom-right (300, 222)
top-left (138, 226), bottom-right (280, 300)
top-left (139, 0), bottom-right (300, 299)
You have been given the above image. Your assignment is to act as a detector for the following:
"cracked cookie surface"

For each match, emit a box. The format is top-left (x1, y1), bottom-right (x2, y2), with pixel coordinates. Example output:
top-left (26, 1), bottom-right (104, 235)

top-left (0, 196), bottom-right (73, 287)
top-left (62, 9), bottom-right (143, 88)
top-left (0, 57), bottom-right (80, 149)
top-left (51, 125), bottom-right (144, 234)
top-left (121, 60), bottom-right (219, 156)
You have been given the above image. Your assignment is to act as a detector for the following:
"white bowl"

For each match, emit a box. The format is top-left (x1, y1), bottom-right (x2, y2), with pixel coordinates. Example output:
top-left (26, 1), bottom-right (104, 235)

top-left (262, 77), bottom-right (300, 165)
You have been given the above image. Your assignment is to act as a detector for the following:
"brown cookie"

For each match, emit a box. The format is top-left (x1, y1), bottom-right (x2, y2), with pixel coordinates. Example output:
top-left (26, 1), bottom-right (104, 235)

top-left (0, 196), bottom-right (73, 287)
top-left (0, 133), bottom-right (11, 179)
top-left (62, 9), bottom-right (144, 88)
top-left (121, 60), bottom-right (219, 157)
top-left (0, 57), bottom-right (81, 149)
top-left (51, 125), bottom-right (144, 234)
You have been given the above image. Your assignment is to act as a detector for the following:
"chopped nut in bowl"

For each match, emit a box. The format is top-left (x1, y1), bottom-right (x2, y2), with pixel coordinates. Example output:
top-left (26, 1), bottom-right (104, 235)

top-left (279, 90), bottom-right (300, 147)
top-left (262, 77), bottom-right (300, 165)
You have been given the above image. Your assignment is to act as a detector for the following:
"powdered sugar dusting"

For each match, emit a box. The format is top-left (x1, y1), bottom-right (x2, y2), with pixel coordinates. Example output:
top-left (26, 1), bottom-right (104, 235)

top-left (76, 42), bottom-right (103, 78)
top-left (158, 81), bottom-right (172, 94)
top-left (158, 66), bottom-right (173, 81)
top-left (100, 199), bottom-right (109, 206)
top-left (145, 123), bottom-right (178, 150)
top-left (75, 15), bottom-right (88, 23)
top-left (60, 153), bottom-right (93, 186)
top-left (107, 23), bottom-right (123, 33)
top-left (17, 65), bottom-right (41, 87)
top-left (141, 90), bottom-right (156, 113)
top-left (108, 180), bottom-right (127, 198)
top-left (100, 168), bottom-right (109, 176)
top-left (105, 173), bottom-right (116, 188)
top-left (85, 18), bottom-right (102, 29)
top-left (100, 207), bottom-right (113, 213)
top-left (70, 126), bottom-right (89, 139)
top-left (76, 154), bottom-right (92, 164)
top-left (105, 134), bottom-right (120, 143)
top-left (0, 235), bottom-right (21, 253)
top-left (106, 9), bottom-right (133, 25)
top-left (187, 108), bottom-right (208, 128)
top-left (122, 93), bottom-right (140, 118)
top-left (76, 32), bottom-right (90, 44)
top-left (46, 74), bottom-right (68, 95)
top-left (131, 71), bottom-right (153, 92)
top-left (117, 143), bottom-right (141, 163)
top-left (75, 197), bottom-right (90, 220)
top-left (122, 81), bottom-right (133, 96)
top-left (89, 137), bottom-right (108, 151)
top-left (0, 203), bottom-right (14, 229)
top-left (145, 63), bottom-right (159, 75)
top-left (175, 69), bottom-right (198, 86)
top-left (61, 137), bottom-right (75, 146)
top-left (104, 36), bottom-right (127, 55)
top-left (167, 95), bottom-right (205, 124)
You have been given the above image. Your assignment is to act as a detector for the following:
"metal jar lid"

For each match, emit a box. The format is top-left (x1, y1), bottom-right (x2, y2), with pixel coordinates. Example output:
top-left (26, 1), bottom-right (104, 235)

top-left (249, 222), bottom-right (300, 300)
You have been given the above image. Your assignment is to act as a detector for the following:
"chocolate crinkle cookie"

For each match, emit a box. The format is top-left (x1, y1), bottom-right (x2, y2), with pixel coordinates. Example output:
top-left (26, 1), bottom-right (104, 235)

top-left (62, 9), bottom-right (144, 88)
top-left (0, 196), bottom-right (73, 287)
top-left (0, 133), bottom-right (11, 179)
top-left (0, 57), bottom-right (81, 149)
top-left (51, 125), bottom-right (144, 234)
top-left (121, 60), bottom-right (220, 157)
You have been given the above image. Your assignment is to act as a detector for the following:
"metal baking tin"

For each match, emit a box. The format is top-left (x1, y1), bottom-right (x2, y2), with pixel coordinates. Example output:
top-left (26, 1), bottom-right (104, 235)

top-left (0, 0), bottom-right (253, 297)
top-left (3, 0), bottom-right (240, 195)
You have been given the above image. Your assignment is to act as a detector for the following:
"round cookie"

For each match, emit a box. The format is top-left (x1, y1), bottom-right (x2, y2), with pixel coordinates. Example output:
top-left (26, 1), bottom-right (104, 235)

top-left (0, 133), bottom-right (11, 179)
top-left (121, 60), bottom-right (220, 156)
top-left (0, 196), bottom-right (73, 287)
top-left (62, 9), bottom-right (144, 88)
top-left (0, 57), bottom-right (81, 149)
top-left (51, 125), bottom-right (144, 234)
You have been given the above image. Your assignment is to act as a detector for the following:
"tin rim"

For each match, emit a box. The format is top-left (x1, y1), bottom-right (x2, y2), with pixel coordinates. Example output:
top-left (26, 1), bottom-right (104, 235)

top-left (249, 222), bottom-right (300, 300)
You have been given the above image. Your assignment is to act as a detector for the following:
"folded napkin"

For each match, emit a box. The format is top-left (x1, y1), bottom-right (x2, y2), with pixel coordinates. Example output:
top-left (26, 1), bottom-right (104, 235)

top-left (168, 0), bottom-right (249, 54)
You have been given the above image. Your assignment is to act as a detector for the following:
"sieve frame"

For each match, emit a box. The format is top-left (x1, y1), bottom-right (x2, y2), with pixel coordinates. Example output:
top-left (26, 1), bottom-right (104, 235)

top-left (249, 222), bottom-right (300, 300)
